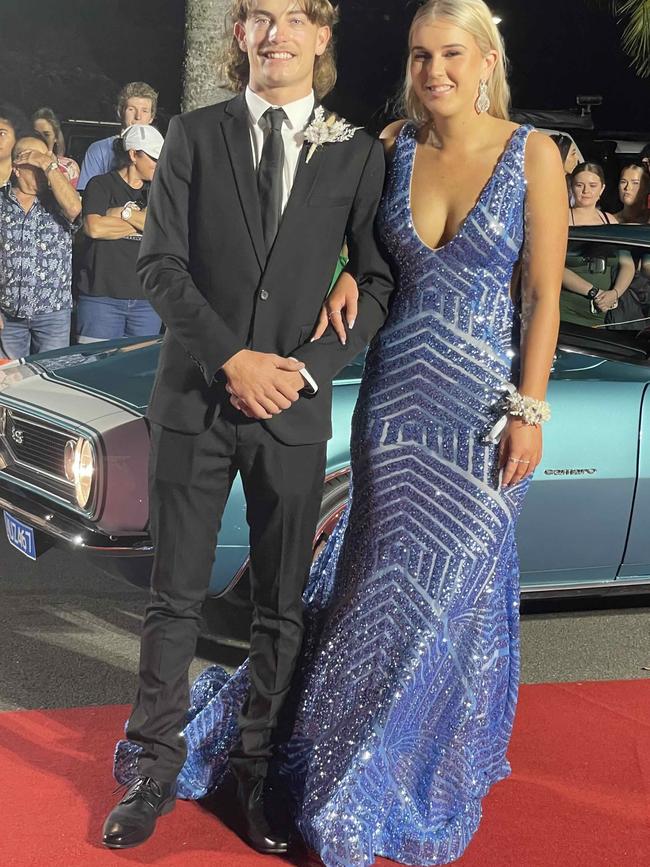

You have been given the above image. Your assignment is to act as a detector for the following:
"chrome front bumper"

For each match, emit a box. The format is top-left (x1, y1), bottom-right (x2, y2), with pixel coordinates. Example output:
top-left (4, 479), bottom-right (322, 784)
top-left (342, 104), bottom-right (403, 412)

top-left (0, 488), bottom-right (152, 556)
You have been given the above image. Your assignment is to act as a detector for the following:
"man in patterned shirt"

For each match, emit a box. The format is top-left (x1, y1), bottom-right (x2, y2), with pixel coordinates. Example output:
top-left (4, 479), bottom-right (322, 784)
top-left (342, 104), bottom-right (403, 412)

top-left (0, 132), bottom-right (81, 359)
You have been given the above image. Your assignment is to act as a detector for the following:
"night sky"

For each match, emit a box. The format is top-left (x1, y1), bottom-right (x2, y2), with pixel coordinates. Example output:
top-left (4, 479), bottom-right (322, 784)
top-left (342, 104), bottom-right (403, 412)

top-left (0, 0), bottom-right (647, 133)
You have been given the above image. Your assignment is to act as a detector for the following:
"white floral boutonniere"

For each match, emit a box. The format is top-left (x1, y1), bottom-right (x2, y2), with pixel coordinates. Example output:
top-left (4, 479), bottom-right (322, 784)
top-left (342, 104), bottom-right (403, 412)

top-left (304, 106), bottom-right (360, 164)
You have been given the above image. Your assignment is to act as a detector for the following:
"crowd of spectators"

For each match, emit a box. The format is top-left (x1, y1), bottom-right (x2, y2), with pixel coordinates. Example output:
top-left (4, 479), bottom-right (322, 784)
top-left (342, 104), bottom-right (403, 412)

top-left (2, 86), bottom-right (650, 361)
top-left (0, 81), bottom-right (163, 360)
top-left (559, 154), bottom-right (650, 329)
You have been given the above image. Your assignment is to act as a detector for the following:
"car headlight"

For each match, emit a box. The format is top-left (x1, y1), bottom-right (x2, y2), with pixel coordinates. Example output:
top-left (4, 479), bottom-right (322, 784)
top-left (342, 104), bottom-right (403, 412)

top-left (64, 437), bottom-right (95, 509)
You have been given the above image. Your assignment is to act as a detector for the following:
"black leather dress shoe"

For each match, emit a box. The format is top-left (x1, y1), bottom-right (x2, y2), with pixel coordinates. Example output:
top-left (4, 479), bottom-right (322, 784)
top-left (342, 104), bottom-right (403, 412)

top-left (102, 776), bottom-right (176, 849)
top-left (231, 773), bottom-right (289, 855)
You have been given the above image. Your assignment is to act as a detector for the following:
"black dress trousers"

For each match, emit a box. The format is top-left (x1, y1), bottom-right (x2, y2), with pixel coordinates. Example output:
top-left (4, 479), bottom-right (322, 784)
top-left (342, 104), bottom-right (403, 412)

top-left (126, 404), bottom-right (327, 783)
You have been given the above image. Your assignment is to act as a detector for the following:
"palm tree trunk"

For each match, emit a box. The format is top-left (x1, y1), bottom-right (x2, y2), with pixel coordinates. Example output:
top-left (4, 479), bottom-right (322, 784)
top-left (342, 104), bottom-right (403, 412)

top-left (182, 0), bottom-right (234, 112)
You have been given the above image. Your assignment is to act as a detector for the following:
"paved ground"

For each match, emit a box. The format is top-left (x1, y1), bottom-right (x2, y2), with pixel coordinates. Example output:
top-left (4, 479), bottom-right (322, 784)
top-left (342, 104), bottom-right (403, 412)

top-left (1, 532), bottom-right (649, 712)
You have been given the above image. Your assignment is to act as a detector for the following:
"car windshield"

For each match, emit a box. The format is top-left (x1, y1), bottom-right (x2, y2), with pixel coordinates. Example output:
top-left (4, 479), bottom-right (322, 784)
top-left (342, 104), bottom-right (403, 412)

top-left (557, 225), bottom-right (650, 365)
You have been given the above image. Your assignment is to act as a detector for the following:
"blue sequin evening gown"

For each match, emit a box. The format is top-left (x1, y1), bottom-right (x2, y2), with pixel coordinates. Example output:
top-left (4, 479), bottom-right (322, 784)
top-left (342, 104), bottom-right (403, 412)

top-left (115, 123), bottom-right (534, 865)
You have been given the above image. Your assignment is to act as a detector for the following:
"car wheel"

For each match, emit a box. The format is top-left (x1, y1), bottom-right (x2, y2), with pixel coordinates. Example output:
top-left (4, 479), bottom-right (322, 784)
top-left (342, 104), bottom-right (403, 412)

top-left (311, 472), bottom-right (350, 560)
top-left (201, 472), bottom-right (351, 650)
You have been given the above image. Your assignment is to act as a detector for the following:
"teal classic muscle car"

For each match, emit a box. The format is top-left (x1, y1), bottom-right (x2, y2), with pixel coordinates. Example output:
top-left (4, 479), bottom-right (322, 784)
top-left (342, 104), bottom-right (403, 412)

top-left (1, 226), bottom-right (650, 643)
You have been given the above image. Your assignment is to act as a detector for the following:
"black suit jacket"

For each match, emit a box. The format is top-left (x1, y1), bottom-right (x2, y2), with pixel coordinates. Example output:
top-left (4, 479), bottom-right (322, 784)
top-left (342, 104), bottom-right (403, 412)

top-left (138, 94), bottom-right (394, 445)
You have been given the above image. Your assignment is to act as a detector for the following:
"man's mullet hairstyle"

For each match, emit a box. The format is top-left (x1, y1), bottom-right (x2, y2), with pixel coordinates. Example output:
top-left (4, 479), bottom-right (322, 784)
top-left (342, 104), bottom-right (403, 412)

top-left (223, 0), bottom-right (338, 100)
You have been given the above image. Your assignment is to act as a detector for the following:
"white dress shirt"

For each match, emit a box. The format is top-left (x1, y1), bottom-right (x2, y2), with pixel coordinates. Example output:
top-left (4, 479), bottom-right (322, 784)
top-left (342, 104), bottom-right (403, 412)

top-left (245, 86), bottom-right (315, 215)
top-left (245, 87), bottom-right (319, 394)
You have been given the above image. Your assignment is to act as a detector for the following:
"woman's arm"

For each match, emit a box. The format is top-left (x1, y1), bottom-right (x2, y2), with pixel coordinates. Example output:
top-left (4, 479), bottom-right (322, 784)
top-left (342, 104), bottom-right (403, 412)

top-left (311, 121), bottom-right (407, 344)
top-left (562, 267), bottom-right (595, 294)
top-left (501, 131), bottom-right (568, 487)
top-left (561, 266), bottom-right (606, 308)
top-left (312, 269), bottom-right (358, 344)
top-left (520, 133), bottom-right (567, 397)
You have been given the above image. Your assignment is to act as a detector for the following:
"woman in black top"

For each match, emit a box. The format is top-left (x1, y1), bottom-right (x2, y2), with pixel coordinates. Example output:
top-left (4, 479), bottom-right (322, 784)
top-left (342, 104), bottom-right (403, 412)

top-left (561, 162), bottom-right (635, 327)
top-left (568, 161), bottom-right (618, 226)
top-left (76, 124), bottom-right (164, 342)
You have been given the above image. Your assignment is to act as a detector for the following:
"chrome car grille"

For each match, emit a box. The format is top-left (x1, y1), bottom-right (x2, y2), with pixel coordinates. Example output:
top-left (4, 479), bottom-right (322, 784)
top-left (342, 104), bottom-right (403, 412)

top-left (0, 407), bottom-right (77, 502)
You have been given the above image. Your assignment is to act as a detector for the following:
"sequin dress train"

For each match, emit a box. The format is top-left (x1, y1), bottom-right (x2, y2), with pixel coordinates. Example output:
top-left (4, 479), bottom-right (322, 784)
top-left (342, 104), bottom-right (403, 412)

top-left (115, 123), bottom-right (534, 866)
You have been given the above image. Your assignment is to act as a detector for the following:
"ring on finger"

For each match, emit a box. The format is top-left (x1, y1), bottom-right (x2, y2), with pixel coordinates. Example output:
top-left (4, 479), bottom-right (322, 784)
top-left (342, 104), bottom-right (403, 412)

top-left (507, 458), bottom-right (530, 464)
top-left (328, 309), bottom-right (342, 319)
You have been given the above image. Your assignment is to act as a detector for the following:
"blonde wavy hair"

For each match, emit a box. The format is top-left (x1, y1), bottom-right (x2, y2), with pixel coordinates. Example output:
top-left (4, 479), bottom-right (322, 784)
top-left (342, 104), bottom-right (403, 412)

top-left (223, 0), bottom-right (338, 100)
top-left (402, 0), bottom-right (510, 124)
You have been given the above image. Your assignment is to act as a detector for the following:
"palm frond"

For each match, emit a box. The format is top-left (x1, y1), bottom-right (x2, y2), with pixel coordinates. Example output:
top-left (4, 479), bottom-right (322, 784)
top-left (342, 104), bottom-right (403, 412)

top-left (616, 0), bottom-right (650, 77)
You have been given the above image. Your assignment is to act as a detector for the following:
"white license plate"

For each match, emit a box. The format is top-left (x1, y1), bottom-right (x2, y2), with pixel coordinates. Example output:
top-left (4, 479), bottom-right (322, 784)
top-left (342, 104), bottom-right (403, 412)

top-left (4, 511), bottom-right (37, 560)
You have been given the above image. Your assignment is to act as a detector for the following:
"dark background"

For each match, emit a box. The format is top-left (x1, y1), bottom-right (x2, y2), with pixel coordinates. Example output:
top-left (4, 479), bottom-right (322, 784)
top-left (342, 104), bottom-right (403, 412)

top-left (0, 0), bottom-right (647, 134)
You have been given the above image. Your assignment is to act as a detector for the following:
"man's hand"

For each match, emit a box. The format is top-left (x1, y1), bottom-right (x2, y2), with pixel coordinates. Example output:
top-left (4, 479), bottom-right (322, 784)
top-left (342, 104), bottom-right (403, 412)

top-left (222, 350), bottom-right (305, 419)
top-left (12, 148), bottom-right (52, 173)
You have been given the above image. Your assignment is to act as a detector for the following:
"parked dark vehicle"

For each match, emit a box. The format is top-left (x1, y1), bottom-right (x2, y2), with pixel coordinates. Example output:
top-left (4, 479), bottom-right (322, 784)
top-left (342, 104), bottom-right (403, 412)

top-left (60, 120), bottom-right (121, 167)
top-left (513, 96), bottom-right (649, 212)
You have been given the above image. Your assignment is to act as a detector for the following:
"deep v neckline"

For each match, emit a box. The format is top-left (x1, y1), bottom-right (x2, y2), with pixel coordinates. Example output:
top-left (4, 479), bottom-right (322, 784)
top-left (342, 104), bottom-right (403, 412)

top-left (406, 124), bottom-right (523, 254)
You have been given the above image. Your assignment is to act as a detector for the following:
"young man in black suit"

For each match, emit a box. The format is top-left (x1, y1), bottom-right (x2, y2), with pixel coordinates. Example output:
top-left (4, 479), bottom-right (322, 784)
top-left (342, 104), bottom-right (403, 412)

top-left (102, 0), bottom-right (394, 853)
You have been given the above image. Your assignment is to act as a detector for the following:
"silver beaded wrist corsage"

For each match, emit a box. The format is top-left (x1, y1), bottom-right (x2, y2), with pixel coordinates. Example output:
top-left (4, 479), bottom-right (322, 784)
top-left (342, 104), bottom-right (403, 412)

top-left (504, 391), bottom-right (551, 426)
top-left (484, 383), bottom-right (551, 444)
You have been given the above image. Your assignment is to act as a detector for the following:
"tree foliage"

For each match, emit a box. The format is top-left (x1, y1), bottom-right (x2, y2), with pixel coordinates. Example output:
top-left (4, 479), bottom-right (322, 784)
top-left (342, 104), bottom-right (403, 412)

top-left (587, 0), bottom-right (650, 76)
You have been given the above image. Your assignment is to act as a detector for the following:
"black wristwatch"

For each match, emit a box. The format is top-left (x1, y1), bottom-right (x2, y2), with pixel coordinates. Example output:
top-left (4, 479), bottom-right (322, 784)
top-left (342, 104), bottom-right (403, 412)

top-left (586, 286), bottom-right (599, 300)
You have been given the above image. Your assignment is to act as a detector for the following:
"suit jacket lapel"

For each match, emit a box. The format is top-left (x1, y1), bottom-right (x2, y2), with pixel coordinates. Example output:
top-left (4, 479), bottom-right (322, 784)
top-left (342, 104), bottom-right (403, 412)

top-left (222, 94), bottom-right (266, 269)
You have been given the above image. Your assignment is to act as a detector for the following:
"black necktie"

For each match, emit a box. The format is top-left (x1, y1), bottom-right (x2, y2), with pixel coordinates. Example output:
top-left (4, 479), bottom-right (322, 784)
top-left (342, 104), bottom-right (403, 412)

top-left (257, 107), bottom-right (286, 253)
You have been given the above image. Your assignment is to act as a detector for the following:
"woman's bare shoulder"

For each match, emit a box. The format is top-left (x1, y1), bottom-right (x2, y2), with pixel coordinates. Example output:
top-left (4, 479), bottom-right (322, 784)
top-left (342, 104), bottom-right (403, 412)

top-left (523, 129), bottom-right (565, 179)
top-left (379, 119), bottom-right (410, 154)
top-left (524, 129), bottom-right (562, 161)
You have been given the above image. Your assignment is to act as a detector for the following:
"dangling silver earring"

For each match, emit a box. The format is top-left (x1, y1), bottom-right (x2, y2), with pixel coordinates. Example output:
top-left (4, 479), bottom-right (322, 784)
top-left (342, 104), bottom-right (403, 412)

top-left (475, 79), bottom-right (490, 115)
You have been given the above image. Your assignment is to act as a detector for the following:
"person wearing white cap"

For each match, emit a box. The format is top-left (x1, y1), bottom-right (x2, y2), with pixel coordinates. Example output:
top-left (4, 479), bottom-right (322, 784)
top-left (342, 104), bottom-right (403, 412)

top-left (75, 124), bottom-right (165, 341)
top-left (77, 81), bottom-right (159, 191)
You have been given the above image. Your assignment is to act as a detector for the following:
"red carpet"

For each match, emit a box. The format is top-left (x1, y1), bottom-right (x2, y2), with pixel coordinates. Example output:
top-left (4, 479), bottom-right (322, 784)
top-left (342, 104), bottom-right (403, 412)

top-left (0, 680), bottom-right (649, 867)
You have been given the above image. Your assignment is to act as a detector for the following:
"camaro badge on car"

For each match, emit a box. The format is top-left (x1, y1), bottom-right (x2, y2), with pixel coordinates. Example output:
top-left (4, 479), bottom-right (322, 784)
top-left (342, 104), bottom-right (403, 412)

top-left (544, 468), bottom-right (597, 476)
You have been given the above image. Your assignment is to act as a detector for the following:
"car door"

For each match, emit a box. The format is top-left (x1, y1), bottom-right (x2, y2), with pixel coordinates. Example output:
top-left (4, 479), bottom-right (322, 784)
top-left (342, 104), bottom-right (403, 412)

top-left (517, 227), bottom-right (650, 592)
top-left (618, 382), bottom-right (650, 584)
top-left (518, 358), bottom-right (644, 590)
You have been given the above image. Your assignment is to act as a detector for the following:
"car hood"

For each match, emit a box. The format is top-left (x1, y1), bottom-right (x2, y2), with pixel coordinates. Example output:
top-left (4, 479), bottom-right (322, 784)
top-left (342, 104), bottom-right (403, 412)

top-left (18, 334), bottom-right (647, 415)
top-left (16, 337), bottom-right (366, 415)
top-left (26, 338), bottom-right (163, 413)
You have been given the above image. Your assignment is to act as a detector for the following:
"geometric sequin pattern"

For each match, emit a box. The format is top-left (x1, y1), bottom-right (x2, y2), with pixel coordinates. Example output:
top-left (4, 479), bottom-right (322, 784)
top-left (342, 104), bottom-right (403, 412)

top-left (113, 122), bottom-right (534, 867)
